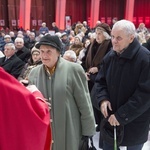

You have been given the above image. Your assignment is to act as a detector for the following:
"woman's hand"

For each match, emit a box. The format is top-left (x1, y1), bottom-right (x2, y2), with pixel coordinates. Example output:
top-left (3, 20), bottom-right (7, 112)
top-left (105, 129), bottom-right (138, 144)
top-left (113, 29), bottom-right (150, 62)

top-left (88, 67), bottom-right (98, 74)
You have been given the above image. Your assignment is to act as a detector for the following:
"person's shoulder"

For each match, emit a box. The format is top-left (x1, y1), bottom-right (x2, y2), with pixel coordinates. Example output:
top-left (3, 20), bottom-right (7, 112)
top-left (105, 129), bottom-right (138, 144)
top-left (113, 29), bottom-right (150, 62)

top-left (61, 57), bottom-right (83, 71)
top-left (103, 49), bottom-right (114, 59)
top-left (32, 64), bottom-right (43, 70)
top-left (29, 64), bottom-right (43, 74)
top-left (140, 44), bottom-right (150, 53)
top-left (139, 46), bottom-right (150, 60)
top-left (24, 46), bottom-right (30, 51)
top-left (15, 55), bottom-right (25, 63)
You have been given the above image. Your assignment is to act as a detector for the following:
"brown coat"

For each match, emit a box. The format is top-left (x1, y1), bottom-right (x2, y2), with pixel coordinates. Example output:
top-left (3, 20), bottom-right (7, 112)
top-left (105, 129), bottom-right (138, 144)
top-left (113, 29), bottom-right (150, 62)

top-left (85, 39), bottom-right (112, 70)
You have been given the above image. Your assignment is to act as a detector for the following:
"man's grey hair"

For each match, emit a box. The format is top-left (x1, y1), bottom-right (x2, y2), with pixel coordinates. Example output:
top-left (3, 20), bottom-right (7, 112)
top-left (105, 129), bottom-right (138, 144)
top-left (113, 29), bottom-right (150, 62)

top-left (42, 22), bottom-right (46, 26)
top-left (63, 50), bottom-right (77, 62)
top-left (112, 19), bottom-right (136, 37)
top-left (5, 43), bottom-right (16, 50)
top-left (15, 37), bottom-right (24, 44)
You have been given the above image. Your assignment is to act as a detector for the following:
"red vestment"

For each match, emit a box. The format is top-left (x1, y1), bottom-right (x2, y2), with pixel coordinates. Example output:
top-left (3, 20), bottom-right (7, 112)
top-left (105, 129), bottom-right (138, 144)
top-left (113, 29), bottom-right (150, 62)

top-left (0, 67), bottom-right (51, 150)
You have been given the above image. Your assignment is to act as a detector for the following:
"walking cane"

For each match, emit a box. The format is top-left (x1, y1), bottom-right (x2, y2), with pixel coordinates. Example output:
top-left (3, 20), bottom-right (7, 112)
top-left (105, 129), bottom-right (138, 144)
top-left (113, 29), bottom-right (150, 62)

top-left (114, 126), bottom-right (117, 150)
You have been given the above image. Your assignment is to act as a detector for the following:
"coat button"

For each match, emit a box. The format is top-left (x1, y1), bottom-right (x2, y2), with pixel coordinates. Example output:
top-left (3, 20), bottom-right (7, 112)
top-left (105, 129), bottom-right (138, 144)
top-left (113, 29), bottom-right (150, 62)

top-left (125, 118), bottom-right (128, 121)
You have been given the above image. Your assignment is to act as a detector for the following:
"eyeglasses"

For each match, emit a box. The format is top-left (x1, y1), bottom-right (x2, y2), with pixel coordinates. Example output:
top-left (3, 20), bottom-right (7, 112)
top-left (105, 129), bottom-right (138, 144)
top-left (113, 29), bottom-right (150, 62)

top-left (32, 53), bottom-right (40, 56)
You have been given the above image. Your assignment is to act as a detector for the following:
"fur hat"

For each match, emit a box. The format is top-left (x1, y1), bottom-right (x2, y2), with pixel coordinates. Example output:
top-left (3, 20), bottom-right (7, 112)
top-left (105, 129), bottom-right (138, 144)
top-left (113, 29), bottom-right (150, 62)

top-left (31, 46), bottom-right (40, 54)
top-left (61, 32), bottom-right (68, 38)
top-left (100, 118), bottom-right (124, 146)
top-left (4, 35), bottom-right (11, 39)
top-left (35, 34), bottom-right (62, 51)
top-left (96, 23), bottom-right (111, 35)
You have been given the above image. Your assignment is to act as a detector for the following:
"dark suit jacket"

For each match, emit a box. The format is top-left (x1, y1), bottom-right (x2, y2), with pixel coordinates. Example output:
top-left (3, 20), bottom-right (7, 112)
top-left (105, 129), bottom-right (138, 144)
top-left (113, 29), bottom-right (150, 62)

top-left (0, 54), bottom-right (25, 78)
top-left (16, 46), bottom-right (31, 63)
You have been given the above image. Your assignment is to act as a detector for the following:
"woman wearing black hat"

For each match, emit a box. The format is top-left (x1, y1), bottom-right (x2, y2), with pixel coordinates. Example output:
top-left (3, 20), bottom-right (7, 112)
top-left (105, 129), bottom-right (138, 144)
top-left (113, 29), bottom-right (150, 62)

top-left (28, 34), bottom-right (96, 150)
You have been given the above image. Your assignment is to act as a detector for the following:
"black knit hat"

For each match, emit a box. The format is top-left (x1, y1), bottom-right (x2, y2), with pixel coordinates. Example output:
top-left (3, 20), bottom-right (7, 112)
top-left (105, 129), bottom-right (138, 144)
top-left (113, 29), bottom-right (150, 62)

top-left (100, 118), bottom-right (124, 146)
top-left (96, 23), bottom-right (111, 35)
top-left (35, 34), bottom-right (62, 51)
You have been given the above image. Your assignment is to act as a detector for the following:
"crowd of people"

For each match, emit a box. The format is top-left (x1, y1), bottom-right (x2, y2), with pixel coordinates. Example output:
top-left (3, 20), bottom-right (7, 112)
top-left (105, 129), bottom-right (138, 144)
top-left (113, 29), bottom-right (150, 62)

top-left (0, 19), bottom-right (149, 150)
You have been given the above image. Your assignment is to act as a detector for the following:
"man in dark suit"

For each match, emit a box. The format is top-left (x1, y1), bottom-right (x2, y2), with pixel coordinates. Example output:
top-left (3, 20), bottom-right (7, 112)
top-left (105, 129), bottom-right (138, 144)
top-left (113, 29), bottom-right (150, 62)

top-left (14, 37), bottom-right (31, 63)
top-left (0, 43), bottom-right (25, 78)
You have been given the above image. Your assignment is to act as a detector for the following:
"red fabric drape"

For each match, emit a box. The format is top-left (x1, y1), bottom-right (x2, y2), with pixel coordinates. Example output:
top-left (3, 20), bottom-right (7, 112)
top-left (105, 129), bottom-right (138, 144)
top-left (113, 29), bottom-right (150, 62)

top-left (0, 67), bottom-right (51, 150)
top-left (134, 0), bottom-right (150, 28)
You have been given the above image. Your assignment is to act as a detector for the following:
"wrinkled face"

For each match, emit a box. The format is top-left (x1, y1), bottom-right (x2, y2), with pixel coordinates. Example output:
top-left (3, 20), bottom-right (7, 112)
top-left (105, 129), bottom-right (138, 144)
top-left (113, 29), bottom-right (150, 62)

top-left (4, 46), bottom-right (15, 57)
top-left (111, 28), bottom-right (134, 53)
top-left (39, 45), bottom-right (60, 68)
top-left (42, 23), bottom-right (46, 27)
top-left (95, 29), bottom-right (106, 44)
top-left (32, 52), bottom-right (41, 63)
top-left (15, 40), bottom-right (24, 49)
top-left (29, 33), bottom-right (35, 40)
top-left (4, 37), bottom-right (11, 43)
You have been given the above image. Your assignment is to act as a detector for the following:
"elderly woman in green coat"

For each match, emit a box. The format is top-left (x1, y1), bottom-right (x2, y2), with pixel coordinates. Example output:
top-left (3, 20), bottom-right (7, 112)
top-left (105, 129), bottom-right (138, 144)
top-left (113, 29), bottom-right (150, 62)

top-left (28, 34), bottom-right (96, 150)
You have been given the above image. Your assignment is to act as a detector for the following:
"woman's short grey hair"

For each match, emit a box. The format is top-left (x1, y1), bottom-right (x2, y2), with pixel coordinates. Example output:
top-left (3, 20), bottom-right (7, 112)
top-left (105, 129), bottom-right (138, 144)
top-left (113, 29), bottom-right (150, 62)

top-left (5, 43), bottom-right (16, 50)
top-left (95, 28), bottom-right (111, 40)
top-left (103, 32), bottom-right (111, 40)
top-left (112, 19), bottom-right (136, 37)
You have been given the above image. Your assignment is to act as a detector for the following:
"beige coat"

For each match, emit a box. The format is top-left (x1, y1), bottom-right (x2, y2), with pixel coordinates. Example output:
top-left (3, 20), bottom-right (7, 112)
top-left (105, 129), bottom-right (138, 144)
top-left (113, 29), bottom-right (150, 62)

top-left (28, 57), bottom-right (96, 150)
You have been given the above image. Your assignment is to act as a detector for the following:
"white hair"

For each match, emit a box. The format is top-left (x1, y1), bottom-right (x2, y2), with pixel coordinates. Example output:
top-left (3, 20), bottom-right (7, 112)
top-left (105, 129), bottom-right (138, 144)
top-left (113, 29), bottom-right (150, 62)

top-left (15, 37), bottom-right (24, 44)
top-left (9, 31), bottom-right (15, 36)
top-left (42, 22), bottom-right (46, 26)
top-left (112, 19), bottom-right (136, 37)
top-left (103, 32), bottom-right (111, 40)
top-left (63, 50), bottom-right (77, 62)
top-left (5, 43), bottom-right (16, 50)
top-left (90, 32), bottom-right (96, 39)
top-left (55, 32), bottom-right (62, 38)
top-left (95, 27), bottom-right (111, 40)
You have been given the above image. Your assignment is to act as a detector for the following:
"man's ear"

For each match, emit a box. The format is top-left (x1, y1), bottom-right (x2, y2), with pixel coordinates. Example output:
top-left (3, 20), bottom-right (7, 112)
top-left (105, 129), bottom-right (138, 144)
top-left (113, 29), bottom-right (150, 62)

top-left (129, 35), bottom-right (135, 43)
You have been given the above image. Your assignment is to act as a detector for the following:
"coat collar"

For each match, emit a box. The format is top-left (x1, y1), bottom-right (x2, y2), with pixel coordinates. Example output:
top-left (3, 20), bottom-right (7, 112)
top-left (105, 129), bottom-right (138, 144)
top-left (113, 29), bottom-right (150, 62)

top-left (110, 38), bottom-right (141, 59)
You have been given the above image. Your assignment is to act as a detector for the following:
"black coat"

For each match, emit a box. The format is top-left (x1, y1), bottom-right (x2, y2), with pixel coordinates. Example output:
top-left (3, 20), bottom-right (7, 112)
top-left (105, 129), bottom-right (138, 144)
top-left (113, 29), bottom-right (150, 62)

top-left (95, 38), bottom-right (150, 146)
top-left (16, 46), bottom-right (31, 63)
top-left (142, 38), bottom-right (150, 51)
top-left (0, 54), bottom-right (25, 78)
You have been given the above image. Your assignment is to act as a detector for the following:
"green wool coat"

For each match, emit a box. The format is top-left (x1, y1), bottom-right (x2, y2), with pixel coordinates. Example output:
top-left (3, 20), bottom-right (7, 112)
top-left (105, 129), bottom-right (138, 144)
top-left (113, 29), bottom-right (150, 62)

top-left (28, 57), bottom-right (96, 150)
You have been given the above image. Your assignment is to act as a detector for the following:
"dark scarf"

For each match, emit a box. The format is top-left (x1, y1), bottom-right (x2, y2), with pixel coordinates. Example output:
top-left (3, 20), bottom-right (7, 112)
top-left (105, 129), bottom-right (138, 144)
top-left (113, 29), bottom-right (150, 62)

top-left (85, 39), bottom-right (111, 70)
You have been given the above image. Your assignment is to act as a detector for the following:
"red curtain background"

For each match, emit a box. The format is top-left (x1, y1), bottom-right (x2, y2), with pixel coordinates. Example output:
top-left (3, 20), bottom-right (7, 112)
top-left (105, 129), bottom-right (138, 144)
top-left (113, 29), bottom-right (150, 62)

top-left (134, 0), bottom-right (150, 28)
top-left (0, 0), bottom-right (150, 30)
